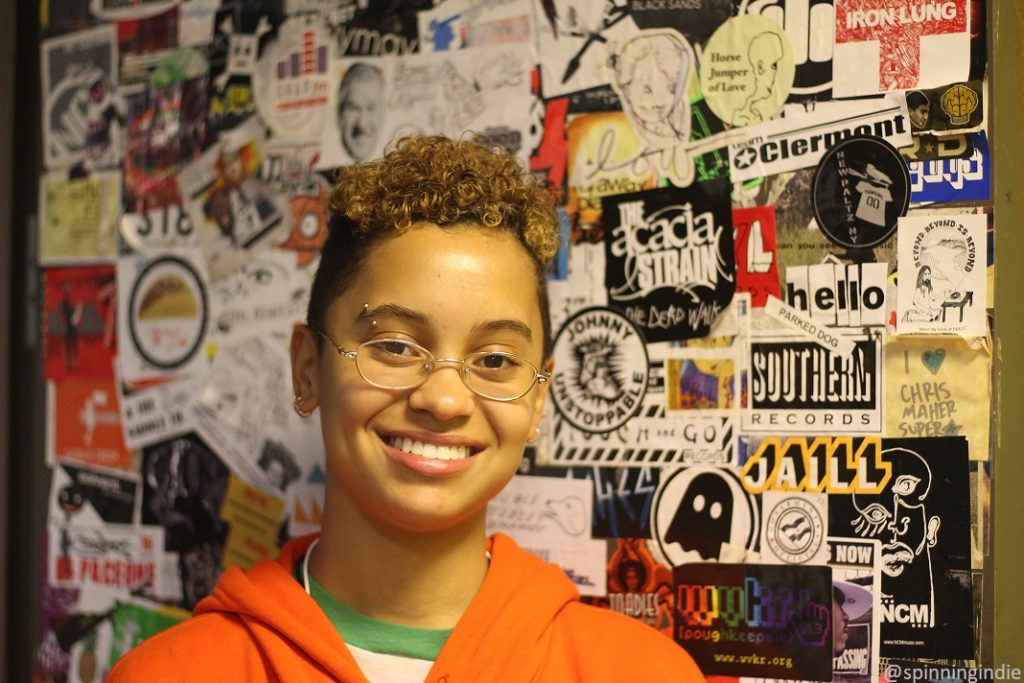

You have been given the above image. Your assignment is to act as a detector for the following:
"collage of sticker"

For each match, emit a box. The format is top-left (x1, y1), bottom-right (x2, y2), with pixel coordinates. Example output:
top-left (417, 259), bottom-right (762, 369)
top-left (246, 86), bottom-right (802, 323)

top-left (36, 0), bottom-right (993, 680)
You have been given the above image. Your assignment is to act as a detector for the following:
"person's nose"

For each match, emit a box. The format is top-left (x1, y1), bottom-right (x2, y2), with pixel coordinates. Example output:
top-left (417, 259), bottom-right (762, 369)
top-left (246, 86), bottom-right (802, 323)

top-left (406, 360), bottom-right (476, 422)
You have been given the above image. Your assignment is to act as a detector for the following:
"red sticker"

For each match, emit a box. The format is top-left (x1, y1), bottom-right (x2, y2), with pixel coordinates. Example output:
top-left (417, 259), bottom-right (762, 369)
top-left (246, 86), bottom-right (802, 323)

top-left (732, 206), bottom-right (781, 308)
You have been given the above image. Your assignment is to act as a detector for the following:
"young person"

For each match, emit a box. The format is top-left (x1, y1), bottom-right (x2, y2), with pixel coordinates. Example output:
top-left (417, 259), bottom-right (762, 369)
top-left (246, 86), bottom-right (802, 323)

top-left (109, 135), bottom-right (705, 682)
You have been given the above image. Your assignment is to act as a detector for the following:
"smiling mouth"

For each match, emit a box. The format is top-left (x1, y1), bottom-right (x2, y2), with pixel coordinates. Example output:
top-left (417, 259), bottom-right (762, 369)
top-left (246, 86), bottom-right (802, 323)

top-left (383, 436), bottom-right (476, 461)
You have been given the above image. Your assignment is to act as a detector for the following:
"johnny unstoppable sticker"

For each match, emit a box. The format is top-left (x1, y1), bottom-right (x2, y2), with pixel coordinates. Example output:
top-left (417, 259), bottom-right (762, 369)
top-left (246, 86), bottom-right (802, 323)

top-left (812, 136), bottom-right (910, 249)
top-left (603, 180), bottom-right (735, 343)
top-left (550, 307), bottom-right (648, 435)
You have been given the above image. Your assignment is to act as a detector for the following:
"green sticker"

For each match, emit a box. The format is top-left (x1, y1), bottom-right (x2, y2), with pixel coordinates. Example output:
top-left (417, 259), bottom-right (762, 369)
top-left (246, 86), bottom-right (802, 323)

top-left (699, 15), bottom-right (796, 128)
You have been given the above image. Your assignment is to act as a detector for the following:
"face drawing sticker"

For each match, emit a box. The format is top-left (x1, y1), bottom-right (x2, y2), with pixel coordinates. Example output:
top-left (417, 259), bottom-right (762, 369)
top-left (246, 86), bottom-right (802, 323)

top-left (550, 307), bottom-right (648, 435)
top-left (652, 465), bottom-right (759, 567)
top-left (700, 15), bottom-right (795, 128)
top-left (214, 15), bottom-right (272, 92)
top-left (337, 62), bottom-right (384, 163)
top-left (851, 447), bottom-right (940, 624)
top-left (610, 30), bottom-right (694, 145)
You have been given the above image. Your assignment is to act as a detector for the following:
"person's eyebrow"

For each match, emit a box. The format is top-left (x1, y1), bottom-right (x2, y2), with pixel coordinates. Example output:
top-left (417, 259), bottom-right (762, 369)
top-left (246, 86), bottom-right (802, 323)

top-left (360, 303), bottom-right (429, 326)
top-left (471, 318), bottom-right (534, 343)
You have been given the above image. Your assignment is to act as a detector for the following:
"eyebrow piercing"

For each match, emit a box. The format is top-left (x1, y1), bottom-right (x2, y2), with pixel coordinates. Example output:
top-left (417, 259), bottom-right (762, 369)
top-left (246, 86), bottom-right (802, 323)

top-left (361, 303), bottom-right (377, 327)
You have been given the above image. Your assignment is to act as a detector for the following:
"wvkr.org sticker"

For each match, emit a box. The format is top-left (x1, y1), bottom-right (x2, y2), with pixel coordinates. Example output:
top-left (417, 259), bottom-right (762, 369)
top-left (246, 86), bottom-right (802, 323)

top-left (551, 307), bottom-right (648, 435)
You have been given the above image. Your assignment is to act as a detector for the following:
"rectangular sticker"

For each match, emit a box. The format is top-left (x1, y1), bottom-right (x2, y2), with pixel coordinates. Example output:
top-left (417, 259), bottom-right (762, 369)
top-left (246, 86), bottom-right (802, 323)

top-left (745, 332), bottom-right (882, 434)
top-left (896, 213), bottom-right (986, 337)
top-left (728, 94), bottom-right (911, 182)
top-left (673, 563), bottom-right (834, 680)
top-left (909, 132), bottom-right (990, 204)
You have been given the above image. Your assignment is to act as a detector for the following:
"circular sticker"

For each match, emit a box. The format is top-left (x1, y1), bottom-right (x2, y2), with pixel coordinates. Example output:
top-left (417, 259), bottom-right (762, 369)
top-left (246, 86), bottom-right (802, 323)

top-left (811, 135), bottom-right (910, 249)
top-left (550, 307), bottom-right (648, 434)
top-left (765, 496), bottom-right (824, 563)
top-left (699, 14), bottom-right (795, 127)
top-left (128, 255), bottom-right (208, 370)
top-left (651, 465), bottom-right (759, 567)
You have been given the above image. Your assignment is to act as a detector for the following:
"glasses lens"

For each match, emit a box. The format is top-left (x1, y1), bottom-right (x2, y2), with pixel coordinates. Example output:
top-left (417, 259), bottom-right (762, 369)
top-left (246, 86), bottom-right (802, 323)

top-left (464, 351), bottom-right (537, 400)
top-left (357, 339), bottom-right (431, 389)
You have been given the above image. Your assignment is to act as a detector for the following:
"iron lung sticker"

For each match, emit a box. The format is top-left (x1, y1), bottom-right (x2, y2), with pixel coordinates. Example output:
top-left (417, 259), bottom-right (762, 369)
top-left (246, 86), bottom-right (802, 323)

top-left (602, 179), bottom-right (735, 343)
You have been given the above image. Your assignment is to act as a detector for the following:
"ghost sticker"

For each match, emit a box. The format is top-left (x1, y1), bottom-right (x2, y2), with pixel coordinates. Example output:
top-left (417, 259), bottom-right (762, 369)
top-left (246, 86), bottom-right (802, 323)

top-left (652, 465), bottom-right (759, 566)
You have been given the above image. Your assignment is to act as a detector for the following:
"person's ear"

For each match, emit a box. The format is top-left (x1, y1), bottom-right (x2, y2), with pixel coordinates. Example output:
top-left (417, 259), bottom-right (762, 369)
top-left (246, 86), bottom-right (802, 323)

top-left (290, 324), bottom-right (321, 414)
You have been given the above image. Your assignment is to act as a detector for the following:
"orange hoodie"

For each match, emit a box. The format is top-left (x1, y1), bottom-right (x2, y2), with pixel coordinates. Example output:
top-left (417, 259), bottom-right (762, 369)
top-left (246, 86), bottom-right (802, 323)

top-left (107, 533), bottom-right (705, 682)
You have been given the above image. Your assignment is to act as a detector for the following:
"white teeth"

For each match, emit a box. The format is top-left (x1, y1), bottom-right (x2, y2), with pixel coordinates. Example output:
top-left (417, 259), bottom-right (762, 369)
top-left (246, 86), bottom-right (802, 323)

top-left (387, 436), bottom-right (472, 461)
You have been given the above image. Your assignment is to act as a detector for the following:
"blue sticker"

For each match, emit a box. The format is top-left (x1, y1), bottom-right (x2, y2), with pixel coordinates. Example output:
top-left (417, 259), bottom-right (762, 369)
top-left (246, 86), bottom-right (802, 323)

top-left (909, 132), bottom-right (991, 204)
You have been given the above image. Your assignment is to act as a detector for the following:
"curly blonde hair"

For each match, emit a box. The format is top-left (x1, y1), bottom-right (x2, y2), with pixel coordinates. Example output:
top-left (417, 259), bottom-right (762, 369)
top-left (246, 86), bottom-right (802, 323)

top-left (328, 134), bottom-right (560, 261)
top-left (309, 134), bottom-right (561, 356)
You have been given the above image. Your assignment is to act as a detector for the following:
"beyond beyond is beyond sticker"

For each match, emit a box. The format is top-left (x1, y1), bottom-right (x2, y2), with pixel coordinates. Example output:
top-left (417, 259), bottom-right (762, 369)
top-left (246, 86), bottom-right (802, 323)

top-left (602, 180), bottom-right (735, 342)
top-left (812, 135), bottom-right (910, 250)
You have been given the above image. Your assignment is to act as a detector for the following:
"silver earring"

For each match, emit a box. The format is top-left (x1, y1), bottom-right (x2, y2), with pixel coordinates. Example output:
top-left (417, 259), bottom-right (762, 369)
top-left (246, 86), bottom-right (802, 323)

top-left (293, 394), bottom-right (313, 418)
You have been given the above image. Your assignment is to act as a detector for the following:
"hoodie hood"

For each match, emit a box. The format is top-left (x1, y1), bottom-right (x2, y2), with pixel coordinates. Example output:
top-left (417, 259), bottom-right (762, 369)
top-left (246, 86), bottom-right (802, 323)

top-left (193, 533), bottom-right (580, 682)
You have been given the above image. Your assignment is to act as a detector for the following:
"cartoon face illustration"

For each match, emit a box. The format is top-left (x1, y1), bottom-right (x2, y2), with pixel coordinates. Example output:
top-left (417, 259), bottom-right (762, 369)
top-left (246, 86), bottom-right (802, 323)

top-left (907, 90), bottom-right (930, 129)
top-left (748, 32), bottom-right (784, 99)
top-left (852, 448), bottom-right (940, 596)
top-left (612, 33), bottom-right (692, 142)
top-left (665, 472), bottom-right (733, 560)
top-left (58, 484), bottom-right (85, 516)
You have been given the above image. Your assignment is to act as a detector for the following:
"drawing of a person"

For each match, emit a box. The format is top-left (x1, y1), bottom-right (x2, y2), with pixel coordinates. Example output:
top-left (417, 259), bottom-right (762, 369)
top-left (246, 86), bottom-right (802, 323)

top-left (851, 448), bottom-right (940, 627)
top-left (611, 33), bottom-right (692, 144)
top-left (907, 90), bottom-right (931, 130)
top-left (60, 283), bottom-right (83, 371)
top-left (903, 265), bottom-right (938, 322)
top-left (336, 62), bottom-right (384, 162)
top-left (732, 32), bottom-right (784, 126)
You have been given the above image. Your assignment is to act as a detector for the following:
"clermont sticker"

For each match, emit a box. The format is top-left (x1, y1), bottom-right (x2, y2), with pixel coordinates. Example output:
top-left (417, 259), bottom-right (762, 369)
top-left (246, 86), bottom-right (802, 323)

top-left (812, 135), bottom-right (910, 250)
top-left (119, 252), bottom-right (210, 384)
top-left (550, 307), bottom-right (648, 435)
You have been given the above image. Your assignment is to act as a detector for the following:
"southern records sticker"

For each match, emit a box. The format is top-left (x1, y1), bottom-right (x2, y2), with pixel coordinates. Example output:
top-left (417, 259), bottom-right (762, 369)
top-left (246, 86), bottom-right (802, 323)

top-left (550, 307), bottom-right (648, 435)
top-left (811, 135), bottom-right (910, 249)
top-left (651, 465), bottom-right (760, 566)
top-left (699, 14), bottom-right (796, 127)
top-left (119, 252), bottom-right (210, 383)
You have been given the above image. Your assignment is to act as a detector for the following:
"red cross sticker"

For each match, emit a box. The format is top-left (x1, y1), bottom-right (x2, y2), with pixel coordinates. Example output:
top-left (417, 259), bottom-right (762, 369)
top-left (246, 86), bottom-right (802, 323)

top-left (835, 0), bottom-right (968, 90)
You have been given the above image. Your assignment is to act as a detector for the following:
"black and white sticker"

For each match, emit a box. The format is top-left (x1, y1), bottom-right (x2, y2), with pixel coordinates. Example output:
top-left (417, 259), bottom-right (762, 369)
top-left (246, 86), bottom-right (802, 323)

top-left (812, 135), bottom-right (910, 249)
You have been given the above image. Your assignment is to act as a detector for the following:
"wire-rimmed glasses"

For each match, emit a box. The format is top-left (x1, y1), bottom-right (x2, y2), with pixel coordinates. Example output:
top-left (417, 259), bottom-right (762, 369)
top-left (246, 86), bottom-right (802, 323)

top-left (312, 329), bottom-right (550, 401)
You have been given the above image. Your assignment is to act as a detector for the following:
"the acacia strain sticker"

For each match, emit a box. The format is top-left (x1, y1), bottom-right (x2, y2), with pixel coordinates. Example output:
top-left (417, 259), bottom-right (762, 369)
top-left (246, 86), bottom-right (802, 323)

top-left (550, 307), bottom-right (648, 435)
top-left (602, 179), bottom-right (735, 343)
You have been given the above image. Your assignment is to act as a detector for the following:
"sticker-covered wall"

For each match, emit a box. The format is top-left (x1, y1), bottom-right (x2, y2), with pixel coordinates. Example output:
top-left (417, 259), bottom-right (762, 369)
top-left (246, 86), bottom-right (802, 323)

top-left (34, 0), bottom-right (992, 680)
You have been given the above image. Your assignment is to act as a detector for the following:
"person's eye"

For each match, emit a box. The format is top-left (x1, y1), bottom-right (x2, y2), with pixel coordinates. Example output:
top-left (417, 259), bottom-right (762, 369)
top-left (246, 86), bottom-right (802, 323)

top-left (377, 340), bottom-right (419, 357)
top-left (860, 503), bottom-right (890, 525)
top-left (472, 352), bottom-right (525, 374)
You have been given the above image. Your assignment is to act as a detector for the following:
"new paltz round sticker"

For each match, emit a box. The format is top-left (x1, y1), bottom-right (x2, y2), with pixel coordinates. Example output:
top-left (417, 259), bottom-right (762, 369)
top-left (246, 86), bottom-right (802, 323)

top-left (128, 255), bottom-right (208, 370)
top-left (811, 135), bottom-right (910, 249)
